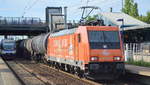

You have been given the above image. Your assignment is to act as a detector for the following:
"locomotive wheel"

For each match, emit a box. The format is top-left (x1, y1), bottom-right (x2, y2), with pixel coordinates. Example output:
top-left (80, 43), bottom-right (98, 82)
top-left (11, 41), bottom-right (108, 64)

top-left (56, 63), bottom-right (60, 70)
top-left (42, 57), bottom-right (48, 64)
top-left (79, 70), bottom-right (85, 78)
top-left (74, 67), bottom-right (80, 77)
top-left (60, 64), bottom-right (65, 71)
top-left (74, 67), bottom-right (85, 78)
top-left (49, 61), bottom-right (53, 67)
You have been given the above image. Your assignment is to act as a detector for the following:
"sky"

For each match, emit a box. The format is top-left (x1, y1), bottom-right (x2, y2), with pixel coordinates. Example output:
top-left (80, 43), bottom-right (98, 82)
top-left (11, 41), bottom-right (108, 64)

top-left (0, 0), bottom-right (150, 21)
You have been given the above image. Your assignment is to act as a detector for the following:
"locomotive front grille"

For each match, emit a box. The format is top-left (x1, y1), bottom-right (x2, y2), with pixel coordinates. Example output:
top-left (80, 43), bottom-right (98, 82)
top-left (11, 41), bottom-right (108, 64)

top-left (88, 62), bottom-right (124, 74)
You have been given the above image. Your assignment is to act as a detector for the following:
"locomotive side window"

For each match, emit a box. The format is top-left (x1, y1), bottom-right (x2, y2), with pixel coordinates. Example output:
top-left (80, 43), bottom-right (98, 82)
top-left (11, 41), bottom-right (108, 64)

top-left (78, 34), bottom-right (81, 42)
top-left (88, 31), bottom-right (120, 49)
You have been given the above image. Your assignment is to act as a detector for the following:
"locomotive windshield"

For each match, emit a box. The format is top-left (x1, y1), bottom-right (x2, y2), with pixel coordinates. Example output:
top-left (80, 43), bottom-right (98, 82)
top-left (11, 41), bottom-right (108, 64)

top-left (88, 31), bottom-right (120, 49)
top-left (3, 43), bottom-right (16, 50)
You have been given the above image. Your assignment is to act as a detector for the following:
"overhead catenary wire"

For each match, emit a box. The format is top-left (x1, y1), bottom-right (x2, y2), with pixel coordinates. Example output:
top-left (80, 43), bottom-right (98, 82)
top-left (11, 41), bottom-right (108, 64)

top-left (85, 0), bottom-right (90, 16)
top-left (22, 0), bottom-right (41, 17)
top-left (66, 0), bottom-right (121, 21)
top-left (23, 0), bottom-right (31, 11)
top-left (20, 0), bottom-right (121, 20)
top-left (22, 0), bottom-right (33, 17)
top-left (66, 0), bottom-right (99, 21)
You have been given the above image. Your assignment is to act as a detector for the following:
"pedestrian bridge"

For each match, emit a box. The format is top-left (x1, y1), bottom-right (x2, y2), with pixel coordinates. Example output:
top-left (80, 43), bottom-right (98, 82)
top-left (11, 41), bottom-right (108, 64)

top-left (0, 17), bottom-right (48, 36)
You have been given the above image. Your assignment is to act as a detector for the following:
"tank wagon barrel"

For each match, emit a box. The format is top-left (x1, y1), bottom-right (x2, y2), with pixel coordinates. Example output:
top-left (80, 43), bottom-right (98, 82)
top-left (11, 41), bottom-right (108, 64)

top-left (26, 39), bottom-right (33, 54)
top-left (18, 33), bottom-right (50, 58)
top-left (19, 39), bottom-right (33, 55)
top-left (19, 40), bottom-right (25, 49)
top-left (31, 33), bottom-right (50, 55)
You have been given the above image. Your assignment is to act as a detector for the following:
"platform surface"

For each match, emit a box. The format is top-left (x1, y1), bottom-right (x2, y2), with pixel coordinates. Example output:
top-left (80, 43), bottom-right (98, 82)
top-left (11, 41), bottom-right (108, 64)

top-left (125, 64), bottom-right (150, 76)
top-left (0, 57), bottom-right (21, 85)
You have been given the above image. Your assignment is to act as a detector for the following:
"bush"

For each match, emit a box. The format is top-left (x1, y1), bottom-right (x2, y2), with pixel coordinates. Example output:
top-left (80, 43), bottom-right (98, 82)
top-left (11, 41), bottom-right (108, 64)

top-left (126, 60), bottom-right (150, 67)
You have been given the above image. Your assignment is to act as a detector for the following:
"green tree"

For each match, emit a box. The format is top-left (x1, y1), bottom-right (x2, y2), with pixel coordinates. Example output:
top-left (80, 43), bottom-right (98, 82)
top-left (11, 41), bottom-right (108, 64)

top-left (137, 15), bottom-right (147, 22)
top-left (122, 0), bottom-right (139, 17)
top-left (146, 12), bottom-right (150, 23)
top-left (131, 3), bottom-right (139, 17)
top-left (122, 0), bottom-right (133, 14)
top-left (86, 15), bottom-right (98, 21)
top-left (134, 3), bottom-right (139, 17)
top-left (137, 12), bottom-right (150, 24)
top-left (122, 0), bottom-right (150, 24)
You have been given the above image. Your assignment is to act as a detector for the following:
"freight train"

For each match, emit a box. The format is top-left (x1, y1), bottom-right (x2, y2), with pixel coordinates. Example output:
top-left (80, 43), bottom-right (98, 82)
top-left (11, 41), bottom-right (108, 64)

top-left (18, 26), bottom-right (125, 80)
top-left (0, 39), bottom-right (16, 59)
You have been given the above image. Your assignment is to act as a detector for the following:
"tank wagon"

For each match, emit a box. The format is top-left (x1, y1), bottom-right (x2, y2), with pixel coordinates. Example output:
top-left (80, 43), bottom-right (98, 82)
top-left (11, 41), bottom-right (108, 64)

top-left (18, 26), bottom-right (125, 80)
top-left (18, 39), bottom-right (33, 59)
top-left (18, 33), bottom-right (50, 59)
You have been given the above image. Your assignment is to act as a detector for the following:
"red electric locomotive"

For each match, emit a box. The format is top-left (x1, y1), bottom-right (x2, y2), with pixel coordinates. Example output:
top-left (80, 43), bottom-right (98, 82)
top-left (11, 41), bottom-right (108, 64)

top-left (46, 26), bottom-right (125, 79)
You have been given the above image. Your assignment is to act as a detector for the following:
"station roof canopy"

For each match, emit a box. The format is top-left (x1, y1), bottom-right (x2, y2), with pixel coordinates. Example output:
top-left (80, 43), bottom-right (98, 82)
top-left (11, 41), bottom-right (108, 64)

top-left (99, 12), bottom-right (150, 31)
top-left (122, 24), bottom-right (150, 31)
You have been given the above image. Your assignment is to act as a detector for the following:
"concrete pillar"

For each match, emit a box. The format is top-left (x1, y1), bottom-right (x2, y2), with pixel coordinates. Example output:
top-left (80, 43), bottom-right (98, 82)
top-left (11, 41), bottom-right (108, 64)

top-left (4, 35), bottom-right (8, 39)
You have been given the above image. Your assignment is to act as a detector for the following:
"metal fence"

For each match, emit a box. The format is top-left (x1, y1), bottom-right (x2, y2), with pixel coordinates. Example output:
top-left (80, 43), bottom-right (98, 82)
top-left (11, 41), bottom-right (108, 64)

top-left (0, 17), bottom-right (45, 26)
top-left (124, 43), bottom-right (150, 62)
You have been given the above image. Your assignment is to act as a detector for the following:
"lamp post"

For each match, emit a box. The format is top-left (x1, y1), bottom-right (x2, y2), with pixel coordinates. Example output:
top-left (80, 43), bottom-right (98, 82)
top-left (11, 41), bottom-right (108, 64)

top-left (117, 18), bottom-right (124, 42)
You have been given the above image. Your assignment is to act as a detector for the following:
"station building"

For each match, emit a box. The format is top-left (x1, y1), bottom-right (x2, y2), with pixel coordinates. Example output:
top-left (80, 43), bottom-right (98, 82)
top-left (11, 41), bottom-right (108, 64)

top-left (99, 12), bottom-right (150, 62)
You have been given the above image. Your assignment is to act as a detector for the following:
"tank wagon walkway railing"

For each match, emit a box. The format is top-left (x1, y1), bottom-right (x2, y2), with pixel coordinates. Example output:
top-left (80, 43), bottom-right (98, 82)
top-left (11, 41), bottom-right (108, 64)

top-left (0, 17), bottom-right (48, 35)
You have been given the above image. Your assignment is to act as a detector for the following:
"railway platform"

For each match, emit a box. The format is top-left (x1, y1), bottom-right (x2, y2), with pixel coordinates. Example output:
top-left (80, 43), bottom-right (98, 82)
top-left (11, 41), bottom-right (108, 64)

top-left (0, 57), bottom-right (21, 85)
top-left (125, 64), bottom-right (150, 76)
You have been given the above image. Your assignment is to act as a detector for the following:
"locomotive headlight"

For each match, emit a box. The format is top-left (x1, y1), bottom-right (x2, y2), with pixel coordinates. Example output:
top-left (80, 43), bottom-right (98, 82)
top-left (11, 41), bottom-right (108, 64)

top-left (114, 56), bottom-right (121, 61)
top-left (90, 56), bottom-right (99, 61)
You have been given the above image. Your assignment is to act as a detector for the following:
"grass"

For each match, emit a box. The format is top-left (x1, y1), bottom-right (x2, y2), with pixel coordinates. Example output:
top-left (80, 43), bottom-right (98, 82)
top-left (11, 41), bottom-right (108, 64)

top-left (126, 60), bottom-right (150, 67)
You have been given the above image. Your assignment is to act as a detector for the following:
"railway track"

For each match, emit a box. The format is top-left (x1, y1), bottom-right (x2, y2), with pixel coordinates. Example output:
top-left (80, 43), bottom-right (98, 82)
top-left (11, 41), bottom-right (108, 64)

top-left (6, 59), bottom-right (144, 85)
top-left (15, 60), bottom-right (100, 85)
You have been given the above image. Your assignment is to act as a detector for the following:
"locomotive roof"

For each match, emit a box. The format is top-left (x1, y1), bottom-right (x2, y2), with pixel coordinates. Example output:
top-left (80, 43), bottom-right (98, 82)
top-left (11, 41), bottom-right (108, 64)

top-left (1, 39), bottom-right (16, 43)
top-left (50, 28), bottom-right (77, 37)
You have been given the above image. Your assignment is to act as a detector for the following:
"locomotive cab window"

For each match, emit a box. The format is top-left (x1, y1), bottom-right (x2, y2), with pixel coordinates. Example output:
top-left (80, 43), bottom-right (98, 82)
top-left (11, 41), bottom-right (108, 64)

top-left (88, 31), bottom-right (120, 49)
